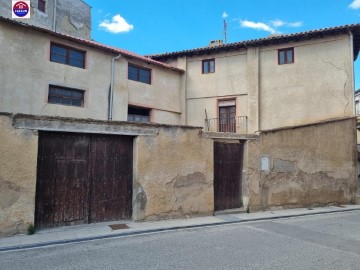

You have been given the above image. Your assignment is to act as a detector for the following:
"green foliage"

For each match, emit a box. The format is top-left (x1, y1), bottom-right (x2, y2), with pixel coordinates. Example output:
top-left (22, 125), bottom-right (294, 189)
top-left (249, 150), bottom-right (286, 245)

top-left (27, 223), bottom-right (36, 235)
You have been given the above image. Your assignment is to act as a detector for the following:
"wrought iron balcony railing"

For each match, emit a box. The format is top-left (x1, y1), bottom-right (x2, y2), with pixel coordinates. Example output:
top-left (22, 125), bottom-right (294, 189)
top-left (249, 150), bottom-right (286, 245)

top-left (205, 116), bottom-right (248, 133)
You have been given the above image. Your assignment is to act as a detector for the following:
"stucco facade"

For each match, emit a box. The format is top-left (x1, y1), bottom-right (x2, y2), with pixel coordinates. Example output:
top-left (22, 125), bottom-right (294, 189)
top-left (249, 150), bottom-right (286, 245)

top-left (155, 35), bottom-right (356, 133)
top-left (0, 19), bottom-right (184, 125)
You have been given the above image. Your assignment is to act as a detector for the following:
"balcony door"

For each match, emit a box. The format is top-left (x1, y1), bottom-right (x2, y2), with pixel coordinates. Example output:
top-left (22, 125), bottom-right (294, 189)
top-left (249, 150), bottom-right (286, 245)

top-left (219, 100), bottom-right (236, 133)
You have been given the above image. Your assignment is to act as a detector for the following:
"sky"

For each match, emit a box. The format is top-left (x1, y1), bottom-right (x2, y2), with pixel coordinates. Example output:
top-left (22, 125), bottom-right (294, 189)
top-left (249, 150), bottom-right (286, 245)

top-left (86, 0), bottom-right (360, 88)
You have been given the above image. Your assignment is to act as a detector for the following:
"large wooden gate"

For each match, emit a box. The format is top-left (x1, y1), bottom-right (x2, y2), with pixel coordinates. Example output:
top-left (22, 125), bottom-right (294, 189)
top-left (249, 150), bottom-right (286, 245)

top-left (35, 131), bottom-right (133, 228)
top-left (214, 141), bottom-right (243, 211)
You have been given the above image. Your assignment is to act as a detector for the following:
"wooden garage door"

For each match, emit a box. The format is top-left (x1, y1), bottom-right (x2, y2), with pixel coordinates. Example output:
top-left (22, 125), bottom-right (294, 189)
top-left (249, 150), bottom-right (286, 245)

top-left (214, 142), bottom-right (243, 211)
top-left (35, 131), bottom-right (133, 228)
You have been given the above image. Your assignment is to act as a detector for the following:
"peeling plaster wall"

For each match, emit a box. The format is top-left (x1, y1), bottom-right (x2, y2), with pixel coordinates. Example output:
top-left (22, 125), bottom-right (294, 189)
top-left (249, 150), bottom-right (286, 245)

top-left (0, 114), bottom-right (38, 236)
top-left (245, 117), bottom-right (357, 211)
top-left (0, 0), bottom-right (91, 40)
top-left (133, 127), bottom-right (214, 220)
top-left (56, 0), bottom-right (91, 40)
top-left (0, 0), bottom-right (55, 31)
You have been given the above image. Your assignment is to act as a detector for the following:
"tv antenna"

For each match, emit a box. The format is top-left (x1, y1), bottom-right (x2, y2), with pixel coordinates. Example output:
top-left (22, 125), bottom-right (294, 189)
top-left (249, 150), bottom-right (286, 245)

top-left (223, 19), bottom-right (228, 44)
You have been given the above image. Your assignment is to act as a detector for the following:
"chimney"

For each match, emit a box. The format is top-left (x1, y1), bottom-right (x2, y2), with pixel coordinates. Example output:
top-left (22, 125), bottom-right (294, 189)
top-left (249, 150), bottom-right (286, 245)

top-left (208, 40), bottom-right (223, 47)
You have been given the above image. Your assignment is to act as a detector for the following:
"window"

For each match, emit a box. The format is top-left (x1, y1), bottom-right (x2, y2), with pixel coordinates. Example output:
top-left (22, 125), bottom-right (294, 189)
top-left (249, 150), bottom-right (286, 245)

top-left (278, 48), bottom-right (294, 65)
top-left (356, 100), bottom-right (360, 115)
top-left (50, 43), bottom-right (85, 68)
top-left (128, 64), bottom-right (151, 84)
top-left (202, 59), bottom-right (215, 74)
top-left (127, 106), bottom-right (151, 122)
top-left (48, 85), bottom-right (84, 107)
top-left (38, 0), bottom-right (46, 12)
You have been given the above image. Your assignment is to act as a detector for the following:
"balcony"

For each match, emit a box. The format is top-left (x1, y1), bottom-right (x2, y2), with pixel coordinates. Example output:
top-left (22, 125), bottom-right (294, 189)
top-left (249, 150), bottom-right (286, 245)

top-left (205, 116), bottom-right (248, 134)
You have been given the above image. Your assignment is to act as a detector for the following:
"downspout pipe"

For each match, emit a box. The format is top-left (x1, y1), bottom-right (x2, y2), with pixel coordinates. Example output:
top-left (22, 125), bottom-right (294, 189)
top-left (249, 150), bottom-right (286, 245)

top-left (109, 54), bottom-right (122, 121)
top-left (53, 0), bottom-right (57, 31)
top-left (349, 31), bottom-right (355, 115)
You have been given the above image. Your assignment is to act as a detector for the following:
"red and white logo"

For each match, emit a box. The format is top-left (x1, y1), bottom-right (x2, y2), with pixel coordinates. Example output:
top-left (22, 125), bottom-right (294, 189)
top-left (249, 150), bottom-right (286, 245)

top-left (12, 1), bottom-right (30, 19)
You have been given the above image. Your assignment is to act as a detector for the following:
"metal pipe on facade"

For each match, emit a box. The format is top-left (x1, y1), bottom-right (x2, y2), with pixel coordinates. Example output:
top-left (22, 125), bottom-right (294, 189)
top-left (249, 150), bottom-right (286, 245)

top-left (53, 0), bottom-right (57, 31)
top-left (350, 31), bottom-right (356, 115)
top-left (108, 54), bottom-right (122, 121)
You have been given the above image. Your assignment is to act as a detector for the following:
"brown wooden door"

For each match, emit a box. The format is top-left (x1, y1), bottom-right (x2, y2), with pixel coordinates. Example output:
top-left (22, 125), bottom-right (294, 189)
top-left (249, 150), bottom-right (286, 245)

top-left (35, 132), bottom-right (90, 228)
top-left (89, 135), bottom-right (133, 222)
top-left (219, 106), bottom-right (236, 132)
top-left (214, 141), bottom-right (243, 211)
top-left (35, 132), bottom-right (133, 228)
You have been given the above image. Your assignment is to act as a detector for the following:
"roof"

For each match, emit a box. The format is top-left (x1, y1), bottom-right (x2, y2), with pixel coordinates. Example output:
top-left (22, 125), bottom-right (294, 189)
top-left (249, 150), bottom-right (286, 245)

top-left (0, 16), bottom-right (183, 73)
top-left (148, 23), bottom-right (360, 61)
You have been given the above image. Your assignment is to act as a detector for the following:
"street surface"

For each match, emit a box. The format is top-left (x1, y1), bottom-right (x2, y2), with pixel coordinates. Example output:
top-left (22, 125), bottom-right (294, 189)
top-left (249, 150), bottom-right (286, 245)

top-left (2, 211), bottom-right (360, 269)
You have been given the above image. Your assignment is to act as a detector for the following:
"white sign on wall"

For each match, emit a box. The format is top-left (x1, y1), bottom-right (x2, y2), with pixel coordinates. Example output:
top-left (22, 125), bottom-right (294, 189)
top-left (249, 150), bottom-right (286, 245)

top-left (12, 1), bottom-right (31, 19)
top-left (260, 155), bottom-right (270, 172)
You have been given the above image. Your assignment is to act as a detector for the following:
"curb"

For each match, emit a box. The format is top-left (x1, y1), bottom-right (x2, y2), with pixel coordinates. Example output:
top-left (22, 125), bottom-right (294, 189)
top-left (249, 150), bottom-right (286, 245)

top-left (1, 207), bottom-right (360, 252)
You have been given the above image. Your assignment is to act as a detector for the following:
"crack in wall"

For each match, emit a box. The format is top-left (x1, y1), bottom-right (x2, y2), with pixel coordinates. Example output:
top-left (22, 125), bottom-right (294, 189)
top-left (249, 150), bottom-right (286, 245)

top-left (317, 54), bottom-right (350, 114)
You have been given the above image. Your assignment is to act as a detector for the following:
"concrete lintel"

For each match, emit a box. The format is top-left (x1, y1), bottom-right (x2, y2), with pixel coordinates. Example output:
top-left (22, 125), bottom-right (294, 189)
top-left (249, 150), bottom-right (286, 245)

top-left (12, 116), bottom-right (159, 136)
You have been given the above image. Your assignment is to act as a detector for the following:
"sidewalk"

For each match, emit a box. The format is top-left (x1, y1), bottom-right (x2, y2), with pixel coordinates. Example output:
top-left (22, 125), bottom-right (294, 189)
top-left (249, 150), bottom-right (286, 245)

top-left (1, 205), bottom-right (360, 252)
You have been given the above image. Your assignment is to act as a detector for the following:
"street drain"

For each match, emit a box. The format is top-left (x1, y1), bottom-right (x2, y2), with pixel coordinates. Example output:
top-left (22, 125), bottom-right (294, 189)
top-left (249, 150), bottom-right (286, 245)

top-left (109, 224), bottom-right (129, 230)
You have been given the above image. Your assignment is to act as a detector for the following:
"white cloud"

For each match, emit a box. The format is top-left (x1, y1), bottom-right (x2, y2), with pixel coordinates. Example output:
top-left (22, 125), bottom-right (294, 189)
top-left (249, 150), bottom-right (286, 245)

top-left (99, 14), bottom-right (134, 34)
top-left (349, 0), bottom-right (360, 9)
top-left (240, 20), bottom-right (276, 34)
top-left (222, 12), bottom-right (228, 19)
top-left (240, 19), bottom-right (303, 34)
top-left (288, 21), bottom-right (303, 27)
top-left (271, 19), bottom-right (285, 27)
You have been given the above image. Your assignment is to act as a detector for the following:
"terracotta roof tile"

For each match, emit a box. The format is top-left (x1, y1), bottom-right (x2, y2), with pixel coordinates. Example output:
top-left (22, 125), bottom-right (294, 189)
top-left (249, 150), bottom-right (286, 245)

top-left (0, 16), bottom-right (184, 73)
top-left (148, 23), bottom-right (360, 61)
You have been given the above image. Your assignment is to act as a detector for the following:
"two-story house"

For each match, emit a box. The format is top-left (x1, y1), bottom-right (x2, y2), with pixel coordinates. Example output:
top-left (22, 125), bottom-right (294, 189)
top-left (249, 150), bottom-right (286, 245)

top-left (150, 26), bottom-right (360, 133)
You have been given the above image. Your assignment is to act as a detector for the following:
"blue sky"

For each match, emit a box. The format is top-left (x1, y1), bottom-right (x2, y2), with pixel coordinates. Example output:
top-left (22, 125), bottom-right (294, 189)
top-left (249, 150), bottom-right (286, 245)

top-left (86, 0), bottom-right (360, 88)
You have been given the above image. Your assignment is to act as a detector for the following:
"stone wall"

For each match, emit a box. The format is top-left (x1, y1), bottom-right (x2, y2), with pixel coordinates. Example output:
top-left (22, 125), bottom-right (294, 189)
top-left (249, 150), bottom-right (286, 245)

top-left (0, 113), bottom-right (357, 236)
top-left (0, 114), bottom-right (38, 236)
top-left (245, 117), bottom-right (357, 211)
top-left (133, 126), bottom-right (214, 220)
top-left (0, 114), bottom-right (213, 236)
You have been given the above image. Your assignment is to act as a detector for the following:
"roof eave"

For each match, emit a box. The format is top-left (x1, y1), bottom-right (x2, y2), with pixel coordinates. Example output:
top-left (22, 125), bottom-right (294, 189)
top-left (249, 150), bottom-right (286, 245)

top-left (0, 16), bottom-right (184, 73)
top-left (150, 24), bottom-right (360, 61)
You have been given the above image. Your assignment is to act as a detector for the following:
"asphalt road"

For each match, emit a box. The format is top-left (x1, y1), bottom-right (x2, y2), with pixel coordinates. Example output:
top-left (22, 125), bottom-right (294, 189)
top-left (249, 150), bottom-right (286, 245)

top-left (2, 211), bottom-right (360, 270)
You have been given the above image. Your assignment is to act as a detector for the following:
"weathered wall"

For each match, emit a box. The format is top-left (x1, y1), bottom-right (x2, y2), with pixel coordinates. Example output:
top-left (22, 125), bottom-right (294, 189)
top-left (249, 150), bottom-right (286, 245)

top-left (184, 51), bottom-right (248, 128)
top-left (0, 114), bottom-right (213, 236)
top-left (260, 35), bottom-right (354, 130)
top-left (56, 0), bottom-right (91, 40)
top-left (123, 58), bottom-right (183, 125)
top-left (0, 21), bottom-right (183, 125)
top-left (165, 35), bottom-right (354, 133)
top-left (245, 117), bottom-right (357, 211)
top-left (133, 126), bottom-right (214, 220)
top-left (0, 0), bottom-right (91, 40)
top-left (0, 114), bottom-right (38, 236)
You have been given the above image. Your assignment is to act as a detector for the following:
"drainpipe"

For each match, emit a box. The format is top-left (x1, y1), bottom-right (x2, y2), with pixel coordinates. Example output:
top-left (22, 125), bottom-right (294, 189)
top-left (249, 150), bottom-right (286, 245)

top-left (108, 54), bottom-right (122, 121)
top-left (53, 0), bottom-right (57, 31)
top-left (350, 31), bottom-right (355, 115)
